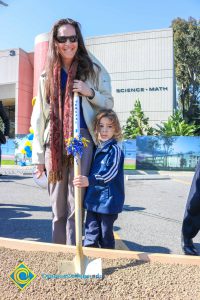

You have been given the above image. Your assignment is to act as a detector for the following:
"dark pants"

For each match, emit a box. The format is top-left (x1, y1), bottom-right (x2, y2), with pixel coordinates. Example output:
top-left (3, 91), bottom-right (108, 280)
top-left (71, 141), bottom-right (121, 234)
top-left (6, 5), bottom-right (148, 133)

top-left (84, 211), bottom-right (118, 249)
top-left (182, 161), bottom-right (200, 239)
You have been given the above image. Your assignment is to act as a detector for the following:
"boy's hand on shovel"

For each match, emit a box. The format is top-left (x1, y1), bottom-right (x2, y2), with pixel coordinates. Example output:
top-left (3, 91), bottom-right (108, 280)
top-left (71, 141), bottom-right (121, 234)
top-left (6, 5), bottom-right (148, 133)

top-left (73, 175), bottom-right (89, 187)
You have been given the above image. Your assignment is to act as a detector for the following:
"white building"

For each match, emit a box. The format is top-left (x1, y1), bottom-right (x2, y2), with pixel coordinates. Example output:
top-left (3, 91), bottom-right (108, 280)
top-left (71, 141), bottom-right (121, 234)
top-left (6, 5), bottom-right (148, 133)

top-left (86, 28), bottom-right (175, 127)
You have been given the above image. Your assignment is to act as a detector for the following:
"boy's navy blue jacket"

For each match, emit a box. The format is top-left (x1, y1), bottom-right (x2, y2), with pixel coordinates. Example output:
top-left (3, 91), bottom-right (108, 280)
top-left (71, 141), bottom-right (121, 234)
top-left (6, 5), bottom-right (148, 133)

top-left (84, 139), bottom-right (125, 214)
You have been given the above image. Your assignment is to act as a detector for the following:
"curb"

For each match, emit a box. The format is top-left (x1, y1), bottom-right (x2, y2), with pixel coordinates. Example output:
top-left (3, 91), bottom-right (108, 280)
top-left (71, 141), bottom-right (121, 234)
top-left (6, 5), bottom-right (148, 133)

top-left (126, 175), bottom-right (170, 180)
top-left (0, 167), bottom-right (34, 175)
top-left (1, 237), bottom-right (200, 266)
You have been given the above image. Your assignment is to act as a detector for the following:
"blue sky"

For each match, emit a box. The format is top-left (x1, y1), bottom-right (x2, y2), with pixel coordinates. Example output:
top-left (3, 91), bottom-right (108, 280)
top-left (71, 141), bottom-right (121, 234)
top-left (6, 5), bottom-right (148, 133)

top-left (0, 0), bottom-right (199, 52)
top-left (172, 137), bottom-right (200, 154)
top-left (138, 136), bottom-right (200, 155)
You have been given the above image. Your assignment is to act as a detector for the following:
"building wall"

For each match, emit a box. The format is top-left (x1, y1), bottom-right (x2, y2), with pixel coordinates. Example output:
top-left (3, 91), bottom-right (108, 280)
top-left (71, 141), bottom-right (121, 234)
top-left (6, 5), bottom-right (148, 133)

top-left (86, 28), bottom-right (175, 127)
top-left (0, 49), bottom-right (19, 84)
top-left (0, 49), bottom-right (19, 137)
top-left (0, 48), bottom-right (18, 101)
top-left (17, 49), bottom-right (33, 134)
top-left (33, 33), bottom-right (49, 97)
top-left (0, 48), bottom-right (34, 135)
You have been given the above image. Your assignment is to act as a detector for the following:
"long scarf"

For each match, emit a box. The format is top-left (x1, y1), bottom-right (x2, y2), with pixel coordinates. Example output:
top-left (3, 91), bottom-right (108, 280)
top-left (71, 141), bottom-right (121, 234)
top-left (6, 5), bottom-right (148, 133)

top-left (48, 60), bottom-right (78, 183)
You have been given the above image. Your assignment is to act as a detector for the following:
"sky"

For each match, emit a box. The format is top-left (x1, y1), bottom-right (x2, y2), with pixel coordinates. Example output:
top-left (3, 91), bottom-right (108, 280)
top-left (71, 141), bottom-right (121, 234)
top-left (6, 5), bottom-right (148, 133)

top-left (172, 137), bottom-right (200, 154)
top-left (0, 0), bottom-right (199, 52)
top-left (139, 136), bottom-right (200, 154)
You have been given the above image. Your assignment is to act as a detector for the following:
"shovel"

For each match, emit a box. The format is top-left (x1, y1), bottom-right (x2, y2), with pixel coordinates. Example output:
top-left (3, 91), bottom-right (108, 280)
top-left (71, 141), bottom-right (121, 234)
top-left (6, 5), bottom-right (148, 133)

top-left (58, 92), bottom-right (102, 277)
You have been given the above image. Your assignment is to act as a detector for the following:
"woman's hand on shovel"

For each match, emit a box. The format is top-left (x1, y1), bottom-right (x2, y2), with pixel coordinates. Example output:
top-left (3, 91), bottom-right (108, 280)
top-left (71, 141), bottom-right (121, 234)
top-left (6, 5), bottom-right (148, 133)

top-left (73, 175), bottom-right (89, 187)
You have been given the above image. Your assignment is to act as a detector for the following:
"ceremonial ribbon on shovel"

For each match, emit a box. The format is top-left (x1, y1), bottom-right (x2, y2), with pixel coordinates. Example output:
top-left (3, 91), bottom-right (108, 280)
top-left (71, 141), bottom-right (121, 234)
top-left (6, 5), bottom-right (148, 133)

top-left (58, 92), bottom-right (102, 277)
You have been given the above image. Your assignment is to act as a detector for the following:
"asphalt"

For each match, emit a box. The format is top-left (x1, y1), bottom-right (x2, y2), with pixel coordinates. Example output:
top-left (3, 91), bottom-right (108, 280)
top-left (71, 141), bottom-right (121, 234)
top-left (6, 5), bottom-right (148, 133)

top-left (0, 166), bottom-right (199, 255)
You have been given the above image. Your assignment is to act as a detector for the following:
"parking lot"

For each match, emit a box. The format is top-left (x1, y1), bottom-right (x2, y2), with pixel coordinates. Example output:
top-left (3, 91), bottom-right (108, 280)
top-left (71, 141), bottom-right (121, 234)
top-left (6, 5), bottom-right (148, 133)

top-left (1, 169), bottom-right (199, 255)
top-left (116, 172), bottom-right (199, 254)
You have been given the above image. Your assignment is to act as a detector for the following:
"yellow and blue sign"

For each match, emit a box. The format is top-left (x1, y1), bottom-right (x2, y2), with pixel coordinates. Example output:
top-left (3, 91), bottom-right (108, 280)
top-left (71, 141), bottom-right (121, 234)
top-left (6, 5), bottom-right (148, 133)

top-left (9, 262), bottom-right (37, 290)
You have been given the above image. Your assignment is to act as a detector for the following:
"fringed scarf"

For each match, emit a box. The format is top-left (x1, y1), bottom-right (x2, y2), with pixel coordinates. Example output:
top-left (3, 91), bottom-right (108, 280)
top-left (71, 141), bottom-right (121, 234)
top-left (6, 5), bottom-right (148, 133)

top-left (48, 60), bottom-right (78, 183)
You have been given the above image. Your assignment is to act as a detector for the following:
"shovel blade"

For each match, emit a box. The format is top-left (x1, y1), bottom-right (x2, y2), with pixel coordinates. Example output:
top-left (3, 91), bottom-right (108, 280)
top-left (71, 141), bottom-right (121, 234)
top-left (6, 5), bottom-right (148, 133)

top-left (58, 259), bottom-right (76, 275)
top-left (58, 255), bottom-right (102, 277)
top-left (84, 257), bottom-right (102, 277)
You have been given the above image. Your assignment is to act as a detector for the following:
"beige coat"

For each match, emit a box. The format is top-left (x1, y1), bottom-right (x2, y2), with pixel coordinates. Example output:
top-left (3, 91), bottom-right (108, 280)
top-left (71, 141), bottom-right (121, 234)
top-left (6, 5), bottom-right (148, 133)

top-left (31, 65), bottom-right (114, 164)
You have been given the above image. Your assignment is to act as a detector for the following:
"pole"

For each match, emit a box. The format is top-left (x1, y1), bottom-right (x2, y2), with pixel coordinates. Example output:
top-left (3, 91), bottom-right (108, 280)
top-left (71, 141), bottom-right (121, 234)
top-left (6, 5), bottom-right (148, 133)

top-left (73, 92), bottom-right (84, 274)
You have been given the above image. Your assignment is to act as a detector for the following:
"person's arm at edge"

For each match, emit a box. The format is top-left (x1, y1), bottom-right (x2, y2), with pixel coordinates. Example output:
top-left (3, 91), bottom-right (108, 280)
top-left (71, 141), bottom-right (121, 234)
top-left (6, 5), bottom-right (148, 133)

top-left (31, 75), bottom-right (47, 176)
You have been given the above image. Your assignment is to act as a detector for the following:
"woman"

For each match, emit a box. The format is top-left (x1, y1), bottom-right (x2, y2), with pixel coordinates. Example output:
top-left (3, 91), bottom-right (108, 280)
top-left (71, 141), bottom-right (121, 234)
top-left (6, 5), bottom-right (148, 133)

top-left (31, 18), bottom-right (113, 245)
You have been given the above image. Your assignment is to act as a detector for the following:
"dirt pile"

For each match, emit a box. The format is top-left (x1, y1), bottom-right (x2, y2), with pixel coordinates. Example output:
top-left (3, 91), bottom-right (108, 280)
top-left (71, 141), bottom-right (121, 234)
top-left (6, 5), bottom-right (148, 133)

top-left (1, 247), bottom-right (200, 300)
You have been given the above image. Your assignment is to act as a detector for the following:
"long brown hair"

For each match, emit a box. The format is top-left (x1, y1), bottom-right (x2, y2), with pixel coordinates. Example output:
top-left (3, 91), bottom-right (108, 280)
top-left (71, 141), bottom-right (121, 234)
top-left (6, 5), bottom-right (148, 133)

top-left (45, 18), bottom-right (100, 102)
top-left (94, 109), bottom-right (123, 142)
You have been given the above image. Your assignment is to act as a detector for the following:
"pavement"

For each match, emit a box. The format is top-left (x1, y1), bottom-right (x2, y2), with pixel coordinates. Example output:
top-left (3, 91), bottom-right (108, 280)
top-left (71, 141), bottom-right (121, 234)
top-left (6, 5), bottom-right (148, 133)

top-left (1, 165), bottom-right (199, 255)
top-left (125, 169), bottom-right (195, 180)
top-left (0, 165), bottom-right (195, 178)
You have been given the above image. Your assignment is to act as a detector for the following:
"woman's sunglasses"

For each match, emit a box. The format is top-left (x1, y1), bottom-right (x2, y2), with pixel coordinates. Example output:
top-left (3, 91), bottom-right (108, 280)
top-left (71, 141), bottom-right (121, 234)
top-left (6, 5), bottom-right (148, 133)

top-left (56, 35), bottom-right (78, 44)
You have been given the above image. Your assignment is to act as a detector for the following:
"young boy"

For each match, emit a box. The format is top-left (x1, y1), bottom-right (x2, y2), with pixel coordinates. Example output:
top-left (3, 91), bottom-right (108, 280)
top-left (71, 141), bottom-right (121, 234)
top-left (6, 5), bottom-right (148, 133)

top-left (73, 109), bottom-right (125, 249)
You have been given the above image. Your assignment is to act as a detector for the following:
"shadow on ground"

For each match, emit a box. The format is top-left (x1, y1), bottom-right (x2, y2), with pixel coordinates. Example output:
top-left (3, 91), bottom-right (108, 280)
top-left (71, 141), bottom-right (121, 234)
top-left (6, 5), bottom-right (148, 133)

top-left (104, 259), bottom-right (147, 276)
top-left (0, 175), bottom-right (32, 183)
top-left (114, 223), bottom-right (171, 254)
top-left (121, 239), bottom-right (171, 254)
top-left (123, 204), bottom-right (145, 212)
top-left (0, 203), bottom-right (52, 243)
